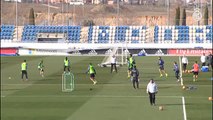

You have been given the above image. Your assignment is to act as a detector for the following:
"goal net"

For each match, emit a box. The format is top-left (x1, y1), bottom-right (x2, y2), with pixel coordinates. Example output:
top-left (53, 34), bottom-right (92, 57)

top-left (99, 47), bottom-right (128, 67)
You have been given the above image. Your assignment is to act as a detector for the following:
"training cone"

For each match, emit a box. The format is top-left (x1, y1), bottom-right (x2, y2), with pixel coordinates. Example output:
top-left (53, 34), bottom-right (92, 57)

top-left (208, 97), bottom-right (212, 101)
top-left (159, 106), bottom-right (163, 111)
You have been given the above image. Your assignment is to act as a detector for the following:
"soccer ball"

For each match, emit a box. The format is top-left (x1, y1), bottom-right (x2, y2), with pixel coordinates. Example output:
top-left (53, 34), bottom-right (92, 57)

top-left (159, 106), bottom-right (163, 111)
top-left (188, 69), bottom-right (193, 73)
top-left (208, 97), bottom-right (212, 101)
top-left (8, 77), bottom-right (11, 80)
top-left (182, 86), bottom-right (186, 90)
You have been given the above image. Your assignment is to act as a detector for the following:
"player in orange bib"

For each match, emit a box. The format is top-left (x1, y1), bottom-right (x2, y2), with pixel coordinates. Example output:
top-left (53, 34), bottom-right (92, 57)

top-left (192, 61), bottom-right (199, 82)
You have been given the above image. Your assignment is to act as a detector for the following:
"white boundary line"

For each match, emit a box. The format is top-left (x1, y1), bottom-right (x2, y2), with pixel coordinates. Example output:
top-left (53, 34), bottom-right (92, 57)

top-left (179, 56), bottom-right (184, 86)
top-left (0, 95), bottom-right (209, 99)
top-left (1, 83), bottom-right (212, 86)
top-left (1, 95), bottom-right (181, 98)
top-left (182, 96), bottom-right (187, 120)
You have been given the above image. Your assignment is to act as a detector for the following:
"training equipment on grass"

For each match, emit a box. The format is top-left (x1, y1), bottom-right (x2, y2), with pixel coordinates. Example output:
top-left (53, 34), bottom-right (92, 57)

top-left (187, 85), bottom-right (197, 90)
top-left (62, 72), bottom-right (74, 92)
top-left (201, 66), bottom-right (209, 72)
top-left (159, 106), bottom-right (163, 111)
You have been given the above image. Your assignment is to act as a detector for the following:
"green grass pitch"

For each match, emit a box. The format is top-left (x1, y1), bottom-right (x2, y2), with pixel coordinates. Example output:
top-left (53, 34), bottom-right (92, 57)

top-left (1, 56), bottom-right (212, 120)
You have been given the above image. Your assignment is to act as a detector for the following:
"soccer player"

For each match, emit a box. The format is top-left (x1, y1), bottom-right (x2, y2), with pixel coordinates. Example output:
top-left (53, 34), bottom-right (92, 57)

top-left (131, 65), bottom-right (139, 89)
top-left (182, 55), bottom-right (188, 73)
top-left (158, 57), bottom-right (168, 77)
top-left (127, 57), bottom-right (131, 78)
top-left (128, 54), bottom-right (135, 78)
top-left (192, 61), bottom-right (199, 82)
top-left (21, 60), bottom-right (28, 81)
top-left (38, 60), bottom-right (44, 77)
top-left (86, 63), bottom-right (97, 85)
top-left (129, 54), bottom-right (136, 68)
top-left (146, 79), bottom-right (158, 106)
top-left (173, 62), bottom-right (180, 82)
top-left (111, 55), bottom-right (117, 73)
top-left (207, 52), bottom-right (212, 70)
top-left (200, 53), bottom-right (206, 66)
top-left (210, 53), bottom-right (213, 70)
top-left (64, 57), bottom-right (70, 73)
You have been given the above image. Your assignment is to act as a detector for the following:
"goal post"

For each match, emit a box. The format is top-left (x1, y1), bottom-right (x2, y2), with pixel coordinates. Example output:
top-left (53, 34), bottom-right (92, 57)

top-left (99, 46), bottom-right (128, 67)
top-left (62, 72), bottom-right (74, 92)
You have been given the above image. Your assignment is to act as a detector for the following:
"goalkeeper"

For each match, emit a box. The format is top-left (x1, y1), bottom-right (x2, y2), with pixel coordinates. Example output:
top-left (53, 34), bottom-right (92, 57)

top-left (38, 60), bottom-right (44, 77)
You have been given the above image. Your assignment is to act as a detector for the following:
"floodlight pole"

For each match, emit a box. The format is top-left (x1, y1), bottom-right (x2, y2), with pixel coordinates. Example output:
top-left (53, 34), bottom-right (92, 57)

top-left (74, 4), bottom-right (75, 25)
top-left (72, 4), bottom-right (75, 25)
top-left (117, 0), bottom-right (119, 43)
top-left (16, 0), bottom-right (18, 41)
top-left (82, 2), bottom-right (85, 24)
top-left (167, 0), bottom-right (170, 26)
top-left (62, 0), bottom-right (64, 25)
top-left (48, 0), bottom-right (50, 25)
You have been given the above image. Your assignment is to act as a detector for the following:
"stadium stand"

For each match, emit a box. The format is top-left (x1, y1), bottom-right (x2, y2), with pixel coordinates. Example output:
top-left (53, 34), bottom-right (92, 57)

top-left (88, 26), bottom-right (148, 44)
top-left (21, 25), bottom-right (81, 43)
top-left (0, 25), bottom-right (15, 42)
top-left (1, 25), bottom-right (212, 44)
top-left (154, 25), bottom-right (212, 43)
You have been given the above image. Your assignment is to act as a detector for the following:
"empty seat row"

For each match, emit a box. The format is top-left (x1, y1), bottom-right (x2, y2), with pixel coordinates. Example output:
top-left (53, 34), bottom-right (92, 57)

top-left (22, 25), bottom-right (81, 42)
top-left (0, 25), bottom-right (15, 40)
top-left (24, 25), bottom-right (80, 29)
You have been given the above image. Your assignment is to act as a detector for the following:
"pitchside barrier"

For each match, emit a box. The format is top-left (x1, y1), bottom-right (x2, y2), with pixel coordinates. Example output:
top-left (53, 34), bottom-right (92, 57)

top-left (62, 72), bottom-right (74, 92)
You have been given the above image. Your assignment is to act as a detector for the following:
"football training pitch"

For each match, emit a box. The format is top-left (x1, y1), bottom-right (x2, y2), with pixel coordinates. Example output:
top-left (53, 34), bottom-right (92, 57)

top-left (1, 56), bottom-right (212, 120)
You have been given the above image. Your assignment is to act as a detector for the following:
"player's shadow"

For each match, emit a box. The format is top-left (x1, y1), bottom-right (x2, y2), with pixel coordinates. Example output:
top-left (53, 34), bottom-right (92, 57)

top-left (2, 88), bottom-right (21, 91)
top-left (161, 103), bottom-right (192, 106)
top-left (158, 86), bottom-right (173, 89)
top-left (160, 103), bottom-right (182, 106)
top-left (143, 76), bottom-right (157, 79)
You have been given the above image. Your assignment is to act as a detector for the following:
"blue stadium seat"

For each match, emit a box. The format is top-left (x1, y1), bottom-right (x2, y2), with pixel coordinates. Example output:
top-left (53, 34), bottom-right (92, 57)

top-left (1, 25), bottom-right (15, 40)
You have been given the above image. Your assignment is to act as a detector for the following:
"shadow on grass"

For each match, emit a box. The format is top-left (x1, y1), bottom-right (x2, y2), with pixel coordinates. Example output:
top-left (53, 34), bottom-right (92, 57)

top-left (158, 86), bottom-right (173, 89)
top-left (2, 88), bottom-right (22, 91)
top-left (160, 103), bottom-right (193, 106)
top-left (160, 103), bottom-right (182, 106)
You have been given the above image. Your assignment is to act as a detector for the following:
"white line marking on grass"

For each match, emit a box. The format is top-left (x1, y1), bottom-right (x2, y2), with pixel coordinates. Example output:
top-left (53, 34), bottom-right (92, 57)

top-left (2, 83), bottom-right (212, 86)
top-left (182, 96), bottom-right (187, 120)
top-left (1, 95), bottom-right (182, 98)
top-left (179, 56), bottom-right (184, 86)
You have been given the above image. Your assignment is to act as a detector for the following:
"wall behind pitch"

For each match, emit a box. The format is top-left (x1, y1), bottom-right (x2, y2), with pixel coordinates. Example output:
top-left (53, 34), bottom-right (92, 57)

top-left (0, 48), bottom-right (18, 56)
top-left (18, 48), bottom-right (69, 56)
top-left (168, 49), bottom-right (213, 56)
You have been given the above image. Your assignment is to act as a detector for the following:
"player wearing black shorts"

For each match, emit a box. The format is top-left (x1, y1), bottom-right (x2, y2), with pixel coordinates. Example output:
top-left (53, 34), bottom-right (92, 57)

top-left (87, 63), bottom-right (97, 85)
top-left (38, 60), bottom-right (44, 77)
top-left (21, 60), bottom-right (28, 81)
top-left (131, 65), bottom-right (140, 89)
top-left (192, 61), bottom-right (199, 82)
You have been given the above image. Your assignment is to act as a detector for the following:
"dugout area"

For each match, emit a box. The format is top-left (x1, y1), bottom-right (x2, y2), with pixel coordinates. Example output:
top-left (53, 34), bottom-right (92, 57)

top-left (1, 56), bottom-right (212, 120)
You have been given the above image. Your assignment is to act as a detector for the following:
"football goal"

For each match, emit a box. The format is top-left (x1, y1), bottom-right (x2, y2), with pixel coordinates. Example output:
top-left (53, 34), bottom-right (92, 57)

top-left (99, 46), bottom-right (129, 67)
